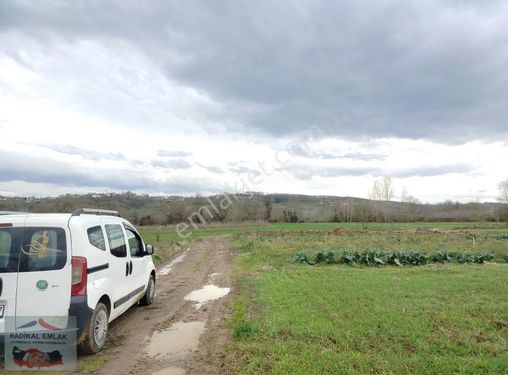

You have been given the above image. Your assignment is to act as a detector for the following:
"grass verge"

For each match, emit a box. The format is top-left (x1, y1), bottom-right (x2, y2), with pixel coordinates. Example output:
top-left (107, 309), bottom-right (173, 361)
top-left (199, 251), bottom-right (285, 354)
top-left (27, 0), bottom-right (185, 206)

top-left (229, 230), bottom-right (508, 374)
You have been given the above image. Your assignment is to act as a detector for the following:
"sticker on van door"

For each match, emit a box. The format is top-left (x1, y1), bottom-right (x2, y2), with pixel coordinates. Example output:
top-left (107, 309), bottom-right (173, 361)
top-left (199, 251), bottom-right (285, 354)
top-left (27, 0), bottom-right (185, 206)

top-left (21, 231), bottom-right (63, 258)
top-left (4, 316), bottom-right (77, 371)
top-left (36, 280), bottom-right (48, 291)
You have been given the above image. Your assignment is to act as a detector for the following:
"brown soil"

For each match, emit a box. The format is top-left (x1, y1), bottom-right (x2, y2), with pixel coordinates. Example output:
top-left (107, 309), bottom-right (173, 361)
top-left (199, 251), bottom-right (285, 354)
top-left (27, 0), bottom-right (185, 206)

top-left (90, 235), bottom-right (234, 375)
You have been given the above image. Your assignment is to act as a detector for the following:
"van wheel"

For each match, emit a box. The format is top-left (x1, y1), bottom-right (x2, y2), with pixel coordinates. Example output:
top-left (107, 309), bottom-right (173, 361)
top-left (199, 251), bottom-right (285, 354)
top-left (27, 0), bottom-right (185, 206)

top-left (78, 302), bottom-right (109, 354)
top-left (140, 275), bottom-right (155, 306)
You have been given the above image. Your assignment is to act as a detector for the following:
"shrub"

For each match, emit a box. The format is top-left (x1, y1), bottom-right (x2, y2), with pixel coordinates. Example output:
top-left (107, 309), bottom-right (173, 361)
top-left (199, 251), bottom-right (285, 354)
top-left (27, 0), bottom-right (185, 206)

top-left (431, 251), bottom-right (453, 263)
top-left (491, 234), bottom-right (508, 240)
top-left (358, 248), bottom-right (385, 266)
top-left (385, 251), bottom-right (404, 266)
top-left (293, 252), bottom-right (312, 264)
top-left (406, 251), bottom-right (428, 266)
top-left (473, 252), bottom-right (495, 264)
top-left (294, 249), bottom-right (497, 267)
top-left (315, 250), bottom-right (335, 264)
top-left (340, 250), bottom-right (359, 264)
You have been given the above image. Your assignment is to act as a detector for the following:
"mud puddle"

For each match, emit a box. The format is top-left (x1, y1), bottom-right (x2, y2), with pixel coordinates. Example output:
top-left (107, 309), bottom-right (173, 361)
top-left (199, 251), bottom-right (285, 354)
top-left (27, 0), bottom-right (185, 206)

top-left (152, 366), bottom-right (186, 375)
top-left (158, 251), bottom-right (188, 276)
top-left (147, 321), bottom-right (206, 360)
top-left (184, 284), bottom-right (230, 309)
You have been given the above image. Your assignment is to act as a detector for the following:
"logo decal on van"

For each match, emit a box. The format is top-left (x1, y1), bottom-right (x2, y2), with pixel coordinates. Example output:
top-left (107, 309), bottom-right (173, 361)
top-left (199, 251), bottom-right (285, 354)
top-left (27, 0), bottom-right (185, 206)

top-left (17, 318), bottom-right (65, 331)
top-left (21, 230), bottom-right (63, 258)
top-left (36, 280), bottom-right (48, 291)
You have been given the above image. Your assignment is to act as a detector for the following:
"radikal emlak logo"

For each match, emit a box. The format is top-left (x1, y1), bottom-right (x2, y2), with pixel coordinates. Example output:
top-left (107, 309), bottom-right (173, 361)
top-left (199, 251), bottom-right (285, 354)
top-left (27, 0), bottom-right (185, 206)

top-left (36, 280), bottom-right (48, 291)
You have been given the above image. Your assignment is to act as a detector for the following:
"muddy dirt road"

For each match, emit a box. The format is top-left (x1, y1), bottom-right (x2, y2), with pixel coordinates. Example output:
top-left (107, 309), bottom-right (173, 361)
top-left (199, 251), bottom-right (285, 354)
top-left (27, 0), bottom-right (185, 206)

top-left (95, 236), bottom-right (234, 375)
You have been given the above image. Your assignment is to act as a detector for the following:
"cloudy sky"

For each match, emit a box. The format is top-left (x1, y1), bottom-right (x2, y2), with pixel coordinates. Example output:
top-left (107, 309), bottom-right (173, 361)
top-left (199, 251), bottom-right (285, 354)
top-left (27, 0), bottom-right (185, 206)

top-left (0, 0), bottom-right (507, 202)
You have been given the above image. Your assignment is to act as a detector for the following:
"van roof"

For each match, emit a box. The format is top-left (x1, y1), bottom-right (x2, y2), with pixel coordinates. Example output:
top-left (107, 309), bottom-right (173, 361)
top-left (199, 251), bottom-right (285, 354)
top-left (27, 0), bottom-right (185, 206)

top-left (0, 208), bottom-right (120, 218)
top-left (1, 213), bottom-right (70, 218)
top-left (0, 211), bottom-right (127, 225)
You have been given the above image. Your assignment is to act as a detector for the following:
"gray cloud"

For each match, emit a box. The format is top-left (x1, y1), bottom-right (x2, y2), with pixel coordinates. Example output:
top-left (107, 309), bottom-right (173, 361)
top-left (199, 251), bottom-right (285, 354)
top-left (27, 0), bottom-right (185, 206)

top-left (229, 166), bottom-right (262, 177)
top-left (288, 143), bottom-right (387, 161)
top-left (1, 1), bottom-right (507, 142)
top-left (43, 144), bottom-right (126, 161)
top-left (284, 162), bottom-right (475, 180)
top-left (0, 150), bottom-right (214, 194)
top-left (389, 164), bottom-right (475, 178)
top-left (151, 159), bottom-right (192, 169)
top-left (284, 165), bottom-right (377, 180)
top-left (196, 163), bottom-right (223, 174)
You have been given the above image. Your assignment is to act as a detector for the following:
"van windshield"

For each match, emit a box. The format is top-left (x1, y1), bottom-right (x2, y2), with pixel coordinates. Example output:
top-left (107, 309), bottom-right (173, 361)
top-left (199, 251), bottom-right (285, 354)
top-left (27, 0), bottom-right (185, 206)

top-left (0, 227), bottom-right (67, 273)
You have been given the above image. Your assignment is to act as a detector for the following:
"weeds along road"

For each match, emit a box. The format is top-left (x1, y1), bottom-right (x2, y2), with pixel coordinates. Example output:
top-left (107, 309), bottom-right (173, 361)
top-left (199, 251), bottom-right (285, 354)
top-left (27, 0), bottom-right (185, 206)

top-left (91, 236), bottom-right (234, 375)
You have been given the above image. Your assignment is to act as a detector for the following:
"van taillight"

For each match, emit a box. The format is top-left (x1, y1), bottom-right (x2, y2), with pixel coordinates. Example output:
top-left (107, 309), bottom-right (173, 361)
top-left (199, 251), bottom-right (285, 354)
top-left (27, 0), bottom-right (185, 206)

top-left (71, 256), bottom-right (87, 296)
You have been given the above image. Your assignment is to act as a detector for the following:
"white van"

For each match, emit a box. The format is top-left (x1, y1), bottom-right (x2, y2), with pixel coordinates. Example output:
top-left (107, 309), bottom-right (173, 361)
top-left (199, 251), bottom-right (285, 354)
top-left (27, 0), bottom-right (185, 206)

top-left (0, 209), bottom-right (156, 353)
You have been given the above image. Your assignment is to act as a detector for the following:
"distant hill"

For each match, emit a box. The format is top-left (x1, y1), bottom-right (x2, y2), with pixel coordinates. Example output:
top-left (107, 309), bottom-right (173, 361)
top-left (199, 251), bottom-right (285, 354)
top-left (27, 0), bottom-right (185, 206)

top-left (1, 192), bottom-right (507, 225)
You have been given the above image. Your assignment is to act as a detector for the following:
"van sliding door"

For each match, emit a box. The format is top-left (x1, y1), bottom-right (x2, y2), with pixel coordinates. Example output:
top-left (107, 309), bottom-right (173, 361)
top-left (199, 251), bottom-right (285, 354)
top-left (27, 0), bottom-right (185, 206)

top-left (0, 225), bottom-right (23, 334)
top-left (15, 216), bottom-right (71, 331)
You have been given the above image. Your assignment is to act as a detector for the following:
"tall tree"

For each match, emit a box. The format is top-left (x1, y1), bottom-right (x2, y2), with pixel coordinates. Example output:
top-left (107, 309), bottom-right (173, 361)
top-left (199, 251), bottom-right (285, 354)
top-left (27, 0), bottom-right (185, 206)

top-left (400, 186), bottom-right (421, 204)
top-left (264, 194), bottom-right (273, 221)
top-left (369, 176), bottom-right (395, 201)
top-left (499, 179), bottom-right (508, 203)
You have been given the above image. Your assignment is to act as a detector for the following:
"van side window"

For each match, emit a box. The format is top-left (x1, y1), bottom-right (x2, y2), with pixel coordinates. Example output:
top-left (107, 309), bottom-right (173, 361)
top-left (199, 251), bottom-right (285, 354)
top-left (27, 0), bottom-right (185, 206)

top-left (20, 227), bottom-right (67, 272)
top-left (105, 224), bottom-right (127, 258)
top-left (87, 226), bottom-right (106, 250)
top-left (125, 228), bottom-right (143, 257)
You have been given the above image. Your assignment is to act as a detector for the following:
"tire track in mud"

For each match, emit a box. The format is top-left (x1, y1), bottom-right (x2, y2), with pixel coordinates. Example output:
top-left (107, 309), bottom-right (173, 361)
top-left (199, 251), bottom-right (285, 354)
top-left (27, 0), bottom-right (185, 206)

top-left (95, 236), bottom-right (234, 375)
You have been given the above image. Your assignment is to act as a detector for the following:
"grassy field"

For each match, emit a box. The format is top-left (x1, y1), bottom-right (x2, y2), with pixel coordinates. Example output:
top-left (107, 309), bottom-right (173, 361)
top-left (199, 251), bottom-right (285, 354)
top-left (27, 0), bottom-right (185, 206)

top-left (139, 221), bottom-right (507, 259)
top-left (135, 222), bottom-right (508, 373)
top-left (224, 223), bottom-right (508, 374)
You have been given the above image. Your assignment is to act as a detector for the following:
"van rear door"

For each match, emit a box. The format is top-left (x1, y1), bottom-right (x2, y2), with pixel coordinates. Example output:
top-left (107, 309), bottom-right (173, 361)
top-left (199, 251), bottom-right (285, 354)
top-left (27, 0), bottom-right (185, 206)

top-left (0, 222), bottom-right (23, 333)
top-left (15, 216), bottom-right (71, 331)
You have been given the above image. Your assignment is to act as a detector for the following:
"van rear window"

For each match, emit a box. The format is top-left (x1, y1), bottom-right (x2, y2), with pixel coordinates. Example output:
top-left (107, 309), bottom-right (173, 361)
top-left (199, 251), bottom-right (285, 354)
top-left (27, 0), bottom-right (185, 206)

top-left (0, 231), bottom-right (12, 267)
top-left (21, 228), bottom-right (67, 271)
top-left (0, 227), bottom-right (67, 273)
top-left (0, 228), bottom-right (22, 272)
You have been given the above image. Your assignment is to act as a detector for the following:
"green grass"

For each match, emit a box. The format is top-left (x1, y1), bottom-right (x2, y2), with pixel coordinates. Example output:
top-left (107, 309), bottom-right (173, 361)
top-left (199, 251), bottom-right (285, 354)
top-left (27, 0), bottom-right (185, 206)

top-left (233, 226), bottom-right (508, 265)
top-left (75, 353), bottom-right (108, 374)
top-left (139, 221), bottom-right (507, 255)
top-left (141, 221), bottom-right (507, 241)
top-left (228, 228), bottom-right (508, 374)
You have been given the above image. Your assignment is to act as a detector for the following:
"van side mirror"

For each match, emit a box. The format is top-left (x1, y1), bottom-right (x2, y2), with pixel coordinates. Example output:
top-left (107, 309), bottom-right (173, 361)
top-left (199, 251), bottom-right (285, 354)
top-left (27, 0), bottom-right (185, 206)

top-left (145, 244), bottom-right (154, 255)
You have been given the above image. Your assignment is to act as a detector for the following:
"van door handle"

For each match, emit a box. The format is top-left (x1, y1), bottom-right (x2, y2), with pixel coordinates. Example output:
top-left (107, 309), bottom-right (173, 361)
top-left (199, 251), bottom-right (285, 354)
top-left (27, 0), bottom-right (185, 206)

top-left (129, 261), bottom-right (133, 275)
top-left (125, 262), bottom-right (129, 276)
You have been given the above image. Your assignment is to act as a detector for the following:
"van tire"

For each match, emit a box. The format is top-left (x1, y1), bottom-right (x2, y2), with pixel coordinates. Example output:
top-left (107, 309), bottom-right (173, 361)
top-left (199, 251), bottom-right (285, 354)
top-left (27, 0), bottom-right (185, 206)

top-left (78, 302), bottom-right (109, 354)
top-left (140, 275), bottom-right (155, 306)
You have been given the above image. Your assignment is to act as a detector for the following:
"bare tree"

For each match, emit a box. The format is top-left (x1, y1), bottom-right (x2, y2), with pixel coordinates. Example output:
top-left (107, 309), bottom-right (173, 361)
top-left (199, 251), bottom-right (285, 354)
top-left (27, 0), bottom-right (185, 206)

top-left (499, 179), bottom-right (508, 203)
top-left (356, 203), bottom-right (371, 229)
top-left (400, 186), bottom-right (409, 202)
top-left (369, 176), bottom-right (395, 201)
top-left (499, 180), bottom-right (508, 223)
top-left (330, 200), bottom-right (354, 222)
top-left (264, 194), bottom-right (273, 221)
top-left (400, 186), bottom-right (421, 204)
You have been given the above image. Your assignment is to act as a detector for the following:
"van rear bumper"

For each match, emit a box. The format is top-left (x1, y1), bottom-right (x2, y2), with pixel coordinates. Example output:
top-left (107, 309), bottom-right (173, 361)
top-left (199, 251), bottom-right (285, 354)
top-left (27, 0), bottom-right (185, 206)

top-left (69, 295), bottom-right (93, 343)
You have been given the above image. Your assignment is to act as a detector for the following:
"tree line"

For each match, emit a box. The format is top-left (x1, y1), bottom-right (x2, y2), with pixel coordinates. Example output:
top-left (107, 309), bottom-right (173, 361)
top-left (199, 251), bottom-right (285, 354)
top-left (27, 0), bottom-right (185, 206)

top-left (1, 185), bottom-right (507, 226)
